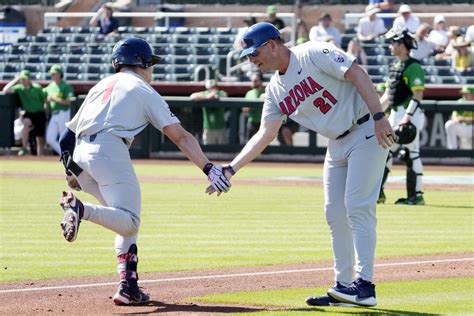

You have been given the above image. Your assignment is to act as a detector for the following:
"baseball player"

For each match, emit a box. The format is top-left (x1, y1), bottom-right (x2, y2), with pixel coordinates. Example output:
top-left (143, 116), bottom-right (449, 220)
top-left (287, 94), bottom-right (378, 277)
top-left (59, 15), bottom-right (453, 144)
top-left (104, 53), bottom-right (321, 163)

top-left (378, 29), bottom-right (426, 205)
top-left (211, 22), bottom-right (395, 307)
top-left (58, 37), bottom-right (231, 305)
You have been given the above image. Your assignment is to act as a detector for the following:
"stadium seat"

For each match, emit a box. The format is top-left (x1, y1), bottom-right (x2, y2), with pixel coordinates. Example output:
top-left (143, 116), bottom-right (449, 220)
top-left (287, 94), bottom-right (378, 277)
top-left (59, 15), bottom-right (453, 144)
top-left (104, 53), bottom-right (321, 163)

top-left (87, 55), bottom-right (104, 64)
top-left (45, 55), bottom-right (62, 64)
top-left (196, 36), bottom-right (212, 45)
top-left (10, 45), bottom-right (27, 55)
top-left (172, 45), bottom-right (192, 56)
top-left (6, 55), bottom-right (23, 63)
top-left (4, 64), bottom-right (20, 73)
top-left (64, 55), bottom-right (83, 64)
top-left (436, 66), bottom-right (457, 76)
top-left (0, 72), bottom-right (16, 80)
top-left (434, 59), bottom-right (451, 67)
top-left (48, 44), bottom-right (67, 54)
top-left (86, 65), bottom-right (102, 74)
top-left (71, 34), bottom-right (91, 43)
top-left (54, 35), bottom-right (70, 43)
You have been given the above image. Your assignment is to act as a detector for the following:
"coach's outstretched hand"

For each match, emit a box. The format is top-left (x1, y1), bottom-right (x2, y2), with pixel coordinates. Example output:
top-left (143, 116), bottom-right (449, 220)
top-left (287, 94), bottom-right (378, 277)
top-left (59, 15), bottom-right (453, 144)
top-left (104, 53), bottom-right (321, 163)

top-left (207, 165), bottom-right (231, 196)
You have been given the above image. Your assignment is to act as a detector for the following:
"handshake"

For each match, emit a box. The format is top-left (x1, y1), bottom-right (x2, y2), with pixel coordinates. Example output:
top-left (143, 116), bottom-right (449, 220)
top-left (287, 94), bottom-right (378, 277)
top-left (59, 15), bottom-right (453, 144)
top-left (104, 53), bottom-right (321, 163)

top-left (203, 163), bottom-right (235, 196)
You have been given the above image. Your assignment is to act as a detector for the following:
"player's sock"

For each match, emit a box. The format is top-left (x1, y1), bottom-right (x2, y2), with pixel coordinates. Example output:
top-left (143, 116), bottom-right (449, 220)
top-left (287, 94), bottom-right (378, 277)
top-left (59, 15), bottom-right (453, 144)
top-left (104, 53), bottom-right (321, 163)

top-left (117, 244), bottom-right (139, 285)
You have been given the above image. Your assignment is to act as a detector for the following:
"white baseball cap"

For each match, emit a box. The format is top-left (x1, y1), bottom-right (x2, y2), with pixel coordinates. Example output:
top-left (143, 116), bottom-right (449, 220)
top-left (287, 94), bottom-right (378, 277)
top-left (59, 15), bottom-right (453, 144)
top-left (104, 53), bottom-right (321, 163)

top-left (398, 4), bottom-right (412, 13)
top-left (434, 15), bottom-right (445, 24)
top-left (365, 5), bottom-right (380, 16)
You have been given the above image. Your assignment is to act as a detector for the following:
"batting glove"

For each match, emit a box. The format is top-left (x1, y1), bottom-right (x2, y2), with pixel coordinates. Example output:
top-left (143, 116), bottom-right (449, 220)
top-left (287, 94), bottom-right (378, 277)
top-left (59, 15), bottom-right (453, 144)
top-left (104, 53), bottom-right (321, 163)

top-left (203, 163), bottom-right (231, 195)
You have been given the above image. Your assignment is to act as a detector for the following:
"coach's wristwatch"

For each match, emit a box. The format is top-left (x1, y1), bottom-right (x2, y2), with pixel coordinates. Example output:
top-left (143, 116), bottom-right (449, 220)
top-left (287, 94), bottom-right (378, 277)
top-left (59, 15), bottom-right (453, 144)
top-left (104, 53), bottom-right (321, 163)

top-left (373, 112), bottom-right (386, 121)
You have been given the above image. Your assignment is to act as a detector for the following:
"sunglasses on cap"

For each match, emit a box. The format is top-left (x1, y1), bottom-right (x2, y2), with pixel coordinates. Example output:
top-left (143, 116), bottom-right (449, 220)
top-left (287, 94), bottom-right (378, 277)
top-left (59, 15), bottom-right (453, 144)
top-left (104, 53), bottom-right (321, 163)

top-left (248, 41), bottom-right (271, 57)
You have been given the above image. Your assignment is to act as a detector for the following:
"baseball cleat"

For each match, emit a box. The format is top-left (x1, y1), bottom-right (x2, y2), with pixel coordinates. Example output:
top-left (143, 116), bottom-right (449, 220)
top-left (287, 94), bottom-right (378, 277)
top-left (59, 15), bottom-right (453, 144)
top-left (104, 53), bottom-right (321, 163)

top-left (306, 294), bottom-right (358, 307)
top-left (327, 278), bottom-right (377, 307)
top-left (60, 191), bottom-right (83, 242)
top-left (377, 190), bottom-right (386, 204)
top-left (395, 194), bottom-right (425, 205)
top-left (113, 280), bottom-right (150, 305)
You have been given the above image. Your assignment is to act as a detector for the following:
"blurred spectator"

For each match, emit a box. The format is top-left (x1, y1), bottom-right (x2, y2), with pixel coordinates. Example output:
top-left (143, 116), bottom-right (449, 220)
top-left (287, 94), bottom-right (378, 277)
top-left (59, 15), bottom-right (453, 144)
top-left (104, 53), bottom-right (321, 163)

top-left (243, 73), bottom-right (265, 140)
top-left (445, 84), bottom-right (474, 149)
top-left (375, 82), bottom-right (387, 96)
top-left (309, 12), bottom-right (342, 47)
top-left (465, 25), bottom-right (474, 43)
top-left (450, 36), bottom-right (473, 73)
top-left (89, 3), bottom-right (119, 36)
top-left (265, 5), bottom-right (285, 30)
top-left (427, 15), bottom-right (449, 49)
top-left (346, 38), bottom-right (368, 66)
top-left (357, 5), bottom-right (386, 42)
top-left (368, 0), bottom-right (395, 28)
top-left (13, 112), bottom-right (24, 144)
top-left (190, 80), bottom-right (228, 145)
top-left (44, 65), bottom-right (75, 155)
top-left (438, 27), bottom-right (474, 73)
top-left (234, 16), bottom-right (257, 50)
top-left (278, 120), bottom-right (299, 146)
top-left (2, 70), bottom-right (46, 156)
top-left (410, 23), bottom-right (436, 61)
top-left (296, 36), bottom-right (308, 45)
top-left (392, 4), bottom-right (420, 33)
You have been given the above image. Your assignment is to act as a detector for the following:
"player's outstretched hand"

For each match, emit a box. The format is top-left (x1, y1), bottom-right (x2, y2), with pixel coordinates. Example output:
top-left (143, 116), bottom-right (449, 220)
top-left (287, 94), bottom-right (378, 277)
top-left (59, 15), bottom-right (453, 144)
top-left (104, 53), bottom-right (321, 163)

top-left (207, 165), bottom-right (231, 196)
top-left (375, 117), bottom-right (397, 149)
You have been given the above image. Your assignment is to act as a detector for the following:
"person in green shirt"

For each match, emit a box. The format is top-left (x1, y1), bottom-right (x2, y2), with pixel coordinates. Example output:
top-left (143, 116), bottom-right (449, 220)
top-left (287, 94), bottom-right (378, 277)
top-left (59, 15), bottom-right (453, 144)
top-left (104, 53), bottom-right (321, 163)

top-left (190, 80), bottom-right (228, 145)
top-left (44, 65), bottom-right (75, 154)
top-left (445, 84), bottom-right (474, 149)
top-left (378, 29), bottom-right (426, 205)
top-left (2, 70), bottom-right (46, 156)
top-left (243, 73), bottom-right (265, 140)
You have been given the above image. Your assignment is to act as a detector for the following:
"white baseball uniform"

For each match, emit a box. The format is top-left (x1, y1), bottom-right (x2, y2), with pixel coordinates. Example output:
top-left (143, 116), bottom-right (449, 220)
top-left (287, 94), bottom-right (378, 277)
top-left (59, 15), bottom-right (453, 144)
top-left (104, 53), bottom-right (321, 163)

top-left (66, 69), bottom-right (179, 256)
top-left (262, 41), bottom-right (388, 284)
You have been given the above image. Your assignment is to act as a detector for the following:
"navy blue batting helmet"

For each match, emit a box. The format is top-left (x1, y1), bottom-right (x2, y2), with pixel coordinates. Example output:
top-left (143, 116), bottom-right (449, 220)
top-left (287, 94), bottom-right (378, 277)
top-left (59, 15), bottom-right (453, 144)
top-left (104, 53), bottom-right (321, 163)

top-left (112, 37), bottom-right (161, 72)
top-left (239, 22), bottom-right (281, 58)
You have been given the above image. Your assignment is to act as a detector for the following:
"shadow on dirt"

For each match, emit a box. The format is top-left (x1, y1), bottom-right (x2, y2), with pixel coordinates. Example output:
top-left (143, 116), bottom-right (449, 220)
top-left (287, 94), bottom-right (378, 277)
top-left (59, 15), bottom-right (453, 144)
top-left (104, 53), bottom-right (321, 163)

top-left (123, 300), bottom-right (266, 314)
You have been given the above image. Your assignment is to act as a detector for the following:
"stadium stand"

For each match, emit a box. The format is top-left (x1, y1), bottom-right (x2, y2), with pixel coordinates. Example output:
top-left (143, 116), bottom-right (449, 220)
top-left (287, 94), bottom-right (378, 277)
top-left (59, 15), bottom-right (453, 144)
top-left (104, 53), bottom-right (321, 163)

top-left (1, 22), bottom-right (472, 84)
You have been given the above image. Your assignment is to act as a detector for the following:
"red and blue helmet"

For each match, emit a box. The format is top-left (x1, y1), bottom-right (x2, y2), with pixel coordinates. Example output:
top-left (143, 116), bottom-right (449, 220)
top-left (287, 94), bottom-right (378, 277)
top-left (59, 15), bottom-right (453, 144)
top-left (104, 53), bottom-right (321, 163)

top-left (239, 22), bottom-right (281, 58)
top-left (112, 37), bottom-right (161, 72)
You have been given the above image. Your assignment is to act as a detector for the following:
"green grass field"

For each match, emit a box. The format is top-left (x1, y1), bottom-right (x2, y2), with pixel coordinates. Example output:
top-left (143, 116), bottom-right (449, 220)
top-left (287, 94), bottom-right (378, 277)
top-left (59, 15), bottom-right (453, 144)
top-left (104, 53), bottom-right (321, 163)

top-left (1, 160), bottom-right (472, 283)
top-left (193, 278), bottom-right (474, 315)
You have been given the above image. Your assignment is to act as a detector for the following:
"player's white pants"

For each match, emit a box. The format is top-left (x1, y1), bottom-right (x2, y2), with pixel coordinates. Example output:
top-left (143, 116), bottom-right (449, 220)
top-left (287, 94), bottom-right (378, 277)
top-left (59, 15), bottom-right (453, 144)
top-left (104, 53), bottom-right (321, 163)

top-left (73, 132), bottom-right (141, 256)
top-left (445, 120), bottom-right (473, 149)
top-left (46, 109), bottom-right (70, 154)
top-left (324, 119), bottom-right (388, 284)
top-left (387, 106), bottom-right (425, 193)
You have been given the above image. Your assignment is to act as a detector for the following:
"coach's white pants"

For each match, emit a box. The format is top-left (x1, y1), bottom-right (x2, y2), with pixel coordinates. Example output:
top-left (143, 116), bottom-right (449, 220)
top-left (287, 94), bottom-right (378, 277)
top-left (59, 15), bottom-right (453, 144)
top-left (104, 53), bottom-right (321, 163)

top-left (46, 110), bottom-right (70, 154)
top-left (445, 120), bottom-right (473, 149)
top-left (324, 119), bottom-right (388, 284)
top-left (73, 132), bottom-right (140, 256)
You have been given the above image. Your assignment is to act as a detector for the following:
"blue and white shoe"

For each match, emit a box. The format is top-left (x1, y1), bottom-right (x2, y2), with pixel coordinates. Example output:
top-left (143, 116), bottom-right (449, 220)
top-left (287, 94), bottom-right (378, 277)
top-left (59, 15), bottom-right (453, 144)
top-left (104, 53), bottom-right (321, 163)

top-left (327, 278), bottom-right (377, 307)
top-left (306, 282), bottom-right (357, 307)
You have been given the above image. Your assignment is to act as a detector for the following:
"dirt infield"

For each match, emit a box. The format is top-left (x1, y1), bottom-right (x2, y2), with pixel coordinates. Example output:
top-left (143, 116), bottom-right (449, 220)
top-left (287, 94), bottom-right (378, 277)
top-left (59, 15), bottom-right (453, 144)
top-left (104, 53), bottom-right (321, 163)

top-left (1, 253), bottom-right (473, 315)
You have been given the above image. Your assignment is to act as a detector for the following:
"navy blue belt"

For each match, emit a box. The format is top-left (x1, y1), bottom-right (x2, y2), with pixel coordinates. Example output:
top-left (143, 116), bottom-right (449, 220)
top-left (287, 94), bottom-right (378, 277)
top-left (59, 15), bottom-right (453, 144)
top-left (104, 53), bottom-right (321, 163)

top-left (89, 133), bottom-right (127, 145)
top-left (336, 113), bottom-right (370, 139)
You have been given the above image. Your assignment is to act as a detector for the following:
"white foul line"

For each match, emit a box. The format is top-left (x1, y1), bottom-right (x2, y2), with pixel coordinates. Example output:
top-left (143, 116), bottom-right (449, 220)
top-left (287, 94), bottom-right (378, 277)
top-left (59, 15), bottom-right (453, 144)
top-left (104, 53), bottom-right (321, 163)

top-left (1, 257), bottom-right (472, 294)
